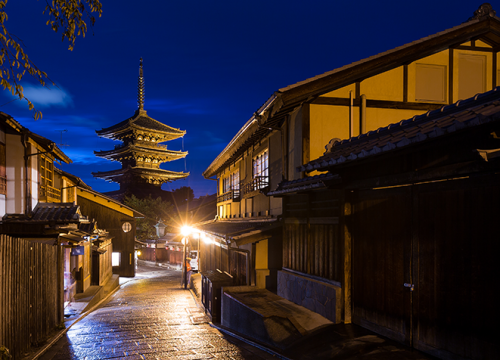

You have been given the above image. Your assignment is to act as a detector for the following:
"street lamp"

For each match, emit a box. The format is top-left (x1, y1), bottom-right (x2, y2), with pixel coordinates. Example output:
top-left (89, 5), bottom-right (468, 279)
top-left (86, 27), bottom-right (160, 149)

top-left (154, 219), bottom-right (167, 237)
top-left (181, 225), bottom-right (192, 289)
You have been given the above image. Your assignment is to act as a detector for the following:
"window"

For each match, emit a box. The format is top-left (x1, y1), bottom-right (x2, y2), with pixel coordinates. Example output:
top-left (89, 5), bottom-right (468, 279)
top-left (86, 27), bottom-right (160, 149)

top-left (458, 53), bottom-right (486, 100)
top-left (222, 169), bottom-right (240, 195)
top-left (252, 150), bottom-right (269, 190)
top-left (231, 170), bottom-right (240, 191)
top-left (39, 154), bottom-right (60, 201)
top-left (112, 252), bottom-right (121, 266)
top-left (415, 64), bottom-right (446, 102)
top-left (40, 155), bottom-right (54, 188)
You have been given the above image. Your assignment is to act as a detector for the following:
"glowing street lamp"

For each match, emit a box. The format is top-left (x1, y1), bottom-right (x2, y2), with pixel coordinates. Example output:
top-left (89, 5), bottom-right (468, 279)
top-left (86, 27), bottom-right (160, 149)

top-left (180, 225), bottom-right (192, 289)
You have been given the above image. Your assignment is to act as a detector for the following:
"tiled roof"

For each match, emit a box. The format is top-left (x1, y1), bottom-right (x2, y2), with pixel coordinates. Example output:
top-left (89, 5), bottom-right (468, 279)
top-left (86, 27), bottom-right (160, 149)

top-left (31, 202), bottom-right (83, 222)
top-left (2, 202), bottom-right (87, 223)
top-left (196, 219), bottom-right (281, 244)
top-left (267, 173), bottom-right (340, 196)
top-left (96, 110), bottom-right (185, 139)
top-left (301, 88), bottom-right (500, 172)
top-left (92, 166), bottom-right (189, 180)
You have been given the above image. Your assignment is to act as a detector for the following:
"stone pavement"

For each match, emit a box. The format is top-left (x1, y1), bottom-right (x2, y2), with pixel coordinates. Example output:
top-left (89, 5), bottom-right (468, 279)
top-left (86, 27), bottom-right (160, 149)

top-left (37, 263), bottom-right (279, 360)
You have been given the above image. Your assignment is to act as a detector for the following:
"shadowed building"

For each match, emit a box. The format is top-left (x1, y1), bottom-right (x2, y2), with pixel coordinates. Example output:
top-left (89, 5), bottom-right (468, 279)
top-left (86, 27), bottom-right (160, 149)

top-left (93, 59), bottom-right (188, 201)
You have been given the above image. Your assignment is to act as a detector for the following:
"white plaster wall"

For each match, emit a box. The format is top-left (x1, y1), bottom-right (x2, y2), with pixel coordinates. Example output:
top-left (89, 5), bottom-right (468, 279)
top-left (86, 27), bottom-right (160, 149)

top-left (0, 195), bottom-right (5, 217)
top-left (6, 133), bottom-right (25, 214)
top-left (30, 143), bottom-right (39, 209)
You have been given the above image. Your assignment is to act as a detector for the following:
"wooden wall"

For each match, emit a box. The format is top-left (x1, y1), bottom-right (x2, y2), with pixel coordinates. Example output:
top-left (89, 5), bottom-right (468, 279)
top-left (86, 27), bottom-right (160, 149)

top-left (200, 240), bottom-right (248, 285)
top-left (282, 189), bottom-right (342, 283)
top-left (0, 235), bottom-right (63, 359)
top-left (77, 196), bottom-right (136, 277)
top-left (351, 176), bottom-right (500, 359)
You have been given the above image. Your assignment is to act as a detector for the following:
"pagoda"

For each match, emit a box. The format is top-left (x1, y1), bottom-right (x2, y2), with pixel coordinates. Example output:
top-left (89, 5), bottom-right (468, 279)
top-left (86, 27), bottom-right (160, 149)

top-left (93, 59), bottom-right (188, 200)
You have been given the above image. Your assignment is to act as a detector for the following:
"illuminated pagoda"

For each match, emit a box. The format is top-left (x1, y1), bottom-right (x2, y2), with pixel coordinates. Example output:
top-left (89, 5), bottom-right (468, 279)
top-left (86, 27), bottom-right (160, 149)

top-left (93, 58), bottom-right (188, 200)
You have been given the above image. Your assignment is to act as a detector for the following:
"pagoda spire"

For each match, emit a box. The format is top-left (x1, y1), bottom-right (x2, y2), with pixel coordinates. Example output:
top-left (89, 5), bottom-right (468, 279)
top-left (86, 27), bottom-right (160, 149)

top-left (138, 58), bottom-right (145, 110)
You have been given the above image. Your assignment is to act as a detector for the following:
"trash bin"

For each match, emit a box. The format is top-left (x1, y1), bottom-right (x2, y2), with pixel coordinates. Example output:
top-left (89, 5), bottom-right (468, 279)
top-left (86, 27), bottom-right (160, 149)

top-left (200, 270), bottom-right (234, 323)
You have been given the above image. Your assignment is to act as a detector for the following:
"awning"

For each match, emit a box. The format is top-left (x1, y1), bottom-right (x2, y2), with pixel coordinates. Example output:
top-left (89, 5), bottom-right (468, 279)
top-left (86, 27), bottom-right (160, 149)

top-left (196, 219), bottom-right (282, 246)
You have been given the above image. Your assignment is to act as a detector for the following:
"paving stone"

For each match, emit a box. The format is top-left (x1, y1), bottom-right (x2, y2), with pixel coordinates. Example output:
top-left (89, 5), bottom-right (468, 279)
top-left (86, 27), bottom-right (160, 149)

top-left (38, 264), bottom-right (274, 360)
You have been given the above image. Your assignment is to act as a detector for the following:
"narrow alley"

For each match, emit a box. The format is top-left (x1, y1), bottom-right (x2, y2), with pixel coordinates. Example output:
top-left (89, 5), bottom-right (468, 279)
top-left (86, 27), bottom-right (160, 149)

top-left (39, 263), bottom-right (278, 360)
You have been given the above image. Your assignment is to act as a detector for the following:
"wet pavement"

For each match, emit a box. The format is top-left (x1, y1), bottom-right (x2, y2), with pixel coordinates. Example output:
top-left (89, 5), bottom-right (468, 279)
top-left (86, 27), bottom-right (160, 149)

top-left (38, 264), bottom-right (278, 360)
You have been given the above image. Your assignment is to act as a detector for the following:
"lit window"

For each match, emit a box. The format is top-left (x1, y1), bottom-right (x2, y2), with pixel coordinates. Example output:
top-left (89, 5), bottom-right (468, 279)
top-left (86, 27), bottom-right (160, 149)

top-left (112, 252), bottom-right (121, 266)
top-left (222, 169), bottom-right (240, 194)
top-left (252, 150), bottom-right (269, 190)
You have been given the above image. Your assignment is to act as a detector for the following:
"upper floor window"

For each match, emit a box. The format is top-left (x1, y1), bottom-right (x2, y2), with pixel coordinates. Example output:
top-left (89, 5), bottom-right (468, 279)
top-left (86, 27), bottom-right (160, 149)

top-left (39, 154), bottom-right (60, 202)
top-left (223, 169), bottom-right (240, 193)
top-left (458, 53), bottom-right (486, 100)
top-left (252, 150), bottom-right (268, 190)
top-left (40, 155), bottom-right (54, 188)
top-left (415, 63), bottom-right (447, 103)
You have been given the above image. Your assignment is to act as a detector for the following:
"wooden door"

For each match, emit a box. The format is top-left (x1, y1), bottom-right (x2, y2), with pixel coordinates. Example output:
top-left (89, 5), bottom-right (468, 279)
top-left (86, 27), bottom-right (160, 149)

top-left (352, 187), bottom-right (412, 345)
top-left (413, 177), bottom-right (500, 359)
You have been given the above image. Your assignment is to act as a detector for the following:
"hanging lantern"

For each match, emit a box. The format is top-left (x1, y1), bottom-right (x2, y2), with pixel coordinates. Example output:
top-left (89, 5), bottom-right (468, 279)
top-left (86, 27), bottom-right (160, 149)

top-left (154, 219), bottom-right (167, 237)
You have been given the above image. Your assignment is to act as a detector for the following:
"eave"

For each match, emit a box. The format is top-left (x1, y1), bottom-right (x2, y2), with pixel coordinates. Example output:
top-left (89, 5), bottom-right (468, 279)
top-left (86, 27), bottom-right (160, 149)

top-left (203, 14), bottom-right (500, 178)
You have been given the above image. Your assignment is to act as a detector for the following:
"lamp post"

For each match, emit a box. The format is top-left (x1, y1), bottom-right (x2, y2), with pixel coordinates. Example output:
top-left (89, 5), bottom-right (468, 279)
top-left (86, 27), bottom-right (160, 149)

top-left (181, 225), bottom-right (192, 289)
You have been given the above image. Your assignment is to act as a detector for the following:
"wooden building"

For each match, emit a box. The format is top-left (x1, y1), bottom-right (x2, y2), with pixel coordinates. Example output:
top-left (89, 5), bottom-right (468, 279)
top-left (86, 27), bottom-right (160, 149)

top-left (200, 4), bottom-right (500, 296)
top-left (271, 87), bottom-right (500, 359)
top-left (93, 58), bottom-right (188, 201)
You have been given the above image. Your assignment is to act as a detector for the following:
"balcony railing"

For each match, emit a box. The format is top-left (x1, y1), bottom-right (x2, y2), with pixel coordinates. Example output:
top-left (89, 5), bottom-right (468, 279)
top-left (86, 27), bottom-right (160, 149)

top-left (39, 184), bottom-right (61, 202)
top-left (0, 175), bottom-right (6, 195)
top-left (241, 176), bottom-right (269, 197)
top-left (217, 189), bottom-right (241, 203)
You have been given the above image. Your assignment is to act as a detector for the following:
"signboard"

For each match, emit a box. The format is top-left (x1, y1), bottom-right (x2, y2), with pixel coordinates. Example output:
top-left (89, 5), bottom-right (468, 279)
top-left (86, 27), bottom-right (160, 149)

top-left (70, 246), bottom-right (84, 256)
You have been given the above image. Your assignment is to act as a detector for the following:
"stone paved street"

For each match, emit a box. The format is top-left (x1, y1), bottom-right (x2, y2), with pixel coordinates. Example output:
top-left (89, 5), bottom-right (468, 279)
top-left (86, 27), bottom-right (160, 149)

top-left (39, 264), bottom-right (278, 360)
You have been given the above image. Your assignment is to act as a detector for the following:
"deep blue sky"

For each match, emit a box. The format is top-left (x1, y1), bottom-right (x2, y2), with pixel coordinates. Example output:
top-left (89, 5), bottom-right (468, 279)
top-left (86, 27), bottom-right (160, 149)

top-left (0, 0), bottom-right (486, 197)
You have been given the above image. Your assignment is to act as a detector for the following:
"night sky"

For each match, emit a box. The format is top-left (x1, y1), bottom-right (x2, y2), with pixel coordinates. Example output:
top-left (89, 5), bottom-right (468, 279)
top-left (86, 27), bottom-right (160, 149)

top-left (0, 0), bottom-right (486, 197)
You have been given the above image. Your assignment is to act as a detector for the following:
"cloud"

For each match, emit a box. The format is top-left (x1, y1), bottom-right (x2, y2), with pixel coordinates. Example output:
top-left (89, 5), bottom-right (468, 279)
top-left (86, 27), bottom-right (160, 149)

top-left (145, 98), bottom-right (210, 115)
top-left (22, 84), bottom-right (74, 108)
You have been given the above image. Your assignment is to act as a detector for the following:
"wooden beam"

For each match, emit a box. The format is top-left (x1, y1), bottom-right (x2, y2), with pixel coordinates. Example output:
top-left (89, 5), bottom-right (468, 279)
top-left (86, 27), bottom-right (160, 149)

top-left (312, 97), bottom-right (443, 111)
top-left (449, 48), bottom-right (454, 103)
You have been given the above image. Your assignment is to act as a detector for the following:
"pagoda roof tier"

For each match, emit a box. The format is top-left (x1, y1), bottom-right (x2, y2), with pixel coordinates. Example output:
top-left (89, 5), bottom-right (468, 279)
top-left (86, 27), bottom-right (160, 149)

top-left (94, 143), bottom-right (188, 162)
top-left (92, 166), bottom-right (189, 185)
top-left (96, 109), bottom-right (186, 142)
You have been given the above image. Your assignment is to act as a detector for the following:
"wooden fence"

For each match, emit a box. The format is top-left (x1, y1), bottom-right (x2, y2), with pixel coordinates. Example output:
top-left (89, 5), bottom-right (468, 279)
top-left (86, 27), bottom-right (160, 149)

top-left (0, 234), bottom-right (63, 359)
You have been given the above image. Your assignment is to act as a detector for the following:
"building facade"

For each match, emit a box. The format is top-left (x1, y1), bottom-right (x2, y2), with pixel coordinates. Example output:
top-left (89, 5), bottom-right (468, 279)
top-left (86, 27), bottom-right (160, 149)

top-left (199, 3), bottom-right (500, 358)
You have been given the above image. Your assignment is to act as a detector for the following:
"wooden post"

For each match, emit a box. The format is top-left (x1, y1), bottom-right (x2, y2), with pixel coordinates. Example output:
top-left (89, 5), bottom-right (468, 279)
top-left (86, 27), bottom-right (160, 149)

top-left (343, 194), bottom-right (352, 324)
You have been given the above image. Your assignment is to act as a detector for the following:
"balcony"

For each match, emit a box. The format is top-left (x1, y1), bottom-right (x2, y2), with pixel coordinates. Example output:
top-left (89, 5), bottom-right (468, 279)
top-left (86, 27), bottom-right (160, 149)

top-left (217, 189), bottom-right (241, 203)
top-left (241, 176), bottom-right (269, 197)
top-left (0, 175), bottom-right (6, 195)
top-left (39, 184), bottom-right (61, 202)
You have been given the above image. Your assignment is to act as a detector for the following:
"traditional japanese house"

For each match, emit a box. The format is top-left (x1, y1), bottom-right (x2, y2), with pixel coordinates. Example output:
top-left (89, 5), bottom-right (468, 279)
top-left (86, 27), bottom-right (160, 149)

top-left (200, 4), bottom-right (500, 297)
top-left (0, 112), bottom-right (71, 217)
top-left (93, 59), bottom-right (188, 201)
top-left (271, 87), bottom-right (500, 359)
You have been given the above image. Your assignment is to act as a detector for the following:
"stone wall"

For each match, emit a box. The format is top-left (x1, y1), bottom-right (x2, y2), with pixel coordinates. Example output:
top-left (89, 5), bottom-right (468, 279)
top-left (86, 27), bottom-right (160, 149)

top-left (277, 270), bottom-right (342, 323)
